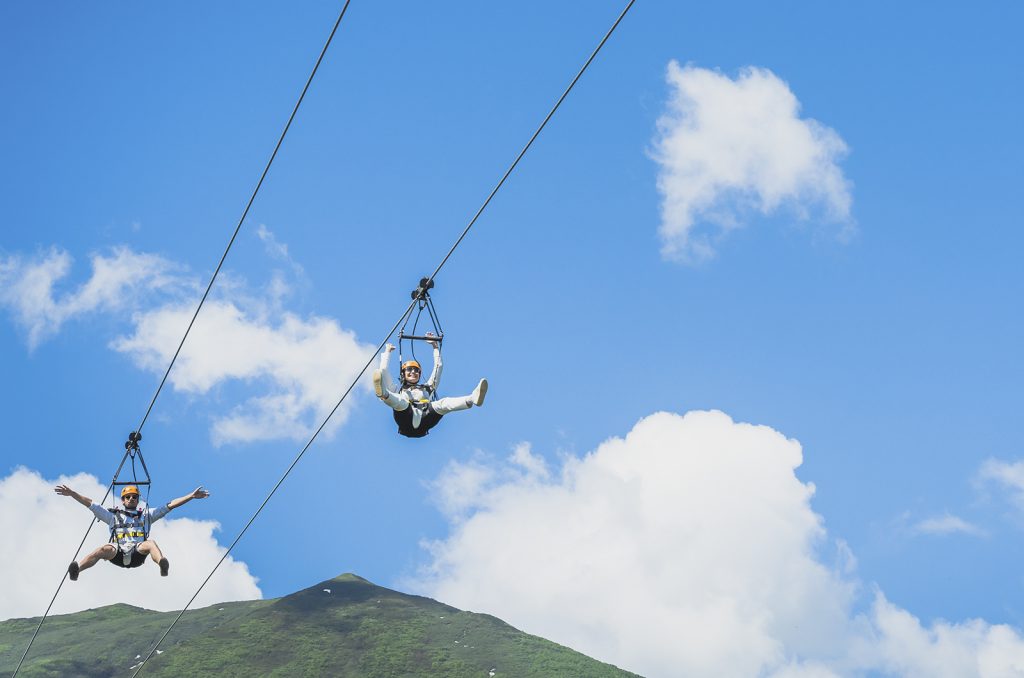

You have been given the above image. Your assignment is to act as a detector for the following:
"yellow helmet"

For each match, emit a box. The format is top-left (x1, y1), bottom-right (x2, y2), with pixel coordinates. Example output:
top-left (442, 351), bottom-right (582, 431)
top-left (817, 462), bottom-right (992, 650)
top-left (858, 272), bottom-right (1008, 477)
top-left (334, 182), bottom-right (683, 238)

top-left (121, 485), bottom-right (140, 498)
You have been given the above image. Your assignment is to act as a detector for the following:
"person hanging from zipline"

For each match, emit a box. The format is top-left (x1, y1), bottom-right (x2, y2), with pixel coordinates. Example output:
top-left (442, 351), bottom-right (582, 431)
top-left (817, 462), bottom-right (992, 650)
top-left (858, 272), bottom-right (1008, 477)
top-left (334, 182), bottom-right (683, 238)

top-left (54, 483), bottom-right (210, 580)
top-left (373, 332), bottom-right (487, 438)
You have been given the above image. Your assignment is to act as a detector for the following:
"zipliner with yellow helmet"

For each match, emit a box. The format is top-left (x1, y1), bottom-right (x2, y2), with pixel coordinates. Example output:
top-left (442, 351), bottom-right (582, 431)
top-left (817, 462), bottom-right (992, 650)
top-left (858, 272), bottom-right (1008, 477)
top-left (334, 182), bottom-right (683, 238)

top-left (372, 332), bottom-right (487, 438)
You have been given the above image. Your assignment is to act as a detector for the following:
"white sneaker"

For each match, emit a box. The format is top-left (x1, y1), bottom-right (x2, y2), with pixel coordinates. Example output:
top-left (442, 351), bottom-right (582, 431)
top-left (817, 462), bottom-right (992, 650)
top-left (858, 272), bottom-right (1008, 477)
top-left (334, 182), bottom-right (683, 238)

top-left (471, 378), bottom-right (488, 407)
top-left (372, 369), bottom-right (386, 399)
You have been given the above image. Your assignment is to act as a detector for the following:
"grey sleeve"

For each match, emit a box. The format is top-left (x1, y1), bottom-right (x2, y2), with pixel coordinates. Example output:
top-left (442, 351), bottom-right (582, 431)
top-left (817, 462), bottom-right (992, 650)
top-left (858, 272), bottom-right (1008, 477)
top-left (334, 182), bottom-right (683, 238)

top-left (148, 503), bottom-right (172, 523)
top-left (89, 503), bottom-right (116, 527)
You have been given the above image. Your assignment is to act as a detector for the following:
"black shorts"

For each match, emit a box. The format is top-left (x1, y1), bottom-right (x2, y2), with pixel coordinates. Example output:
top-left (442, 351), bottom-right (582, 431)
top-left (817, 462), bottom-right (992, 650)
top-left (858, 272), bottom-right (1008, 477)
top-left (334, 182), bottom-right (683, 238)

top-left (394, 403), bottom-right (443, 438)
top-left (109, 545), bottom-right (147, 568)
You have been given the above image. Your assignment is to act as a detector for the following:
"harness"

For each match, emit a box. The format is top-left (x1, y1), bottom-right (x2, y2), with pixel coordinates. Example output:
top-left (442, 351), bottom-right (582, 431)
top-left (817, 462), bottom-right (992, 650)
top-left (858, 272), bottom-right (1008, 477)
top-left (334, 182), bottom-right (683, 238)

top-left (108, 507), bottom-right (151, 565)
top-left (401, 383), bottom-right (435, 406)
top-left (394, 383), bottom-right (443, 437)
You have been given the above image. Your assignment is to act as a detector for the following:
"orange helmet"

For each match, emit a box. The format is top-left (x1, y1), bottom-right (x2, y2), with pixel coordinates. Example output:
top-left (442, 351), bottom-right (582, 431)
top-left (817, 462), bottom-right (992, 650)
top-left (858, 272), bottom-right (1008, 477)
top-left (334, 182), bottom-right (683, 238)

top-left (121, 485), bottom-right (140, 499)
top-left (401, 360), bottom-right (422, 372)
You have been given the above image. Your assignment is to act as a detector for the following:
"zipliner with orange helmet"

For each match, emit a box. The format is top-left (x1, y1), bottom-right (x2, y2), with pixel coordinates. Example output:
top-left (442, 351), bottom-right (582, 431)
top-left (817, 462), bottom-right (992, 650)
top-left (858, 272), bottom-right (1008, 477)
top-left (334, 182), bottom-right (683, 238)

top-left (54, 482), bottom-right (210, 580)
top-left (372, 332), bottom-right (487, 438)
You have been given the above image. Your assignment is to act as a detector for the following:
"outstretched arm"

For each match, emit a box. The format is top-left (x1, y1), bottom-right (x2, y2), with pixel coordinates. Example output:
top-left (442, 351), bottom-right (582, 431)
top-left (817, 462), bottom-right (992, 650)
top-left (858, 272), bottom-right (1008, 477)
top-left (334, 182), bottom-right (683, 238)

top-left (425, 334), bottom-right (442, 390)
top-left (54, 484), bottom-right (92, 508)
top-left (380, 343), bottom-right (395, 372)
top-left (380, 344), bottom-right (398, 391)
top-left (167, 486), bottom-right (211, 511)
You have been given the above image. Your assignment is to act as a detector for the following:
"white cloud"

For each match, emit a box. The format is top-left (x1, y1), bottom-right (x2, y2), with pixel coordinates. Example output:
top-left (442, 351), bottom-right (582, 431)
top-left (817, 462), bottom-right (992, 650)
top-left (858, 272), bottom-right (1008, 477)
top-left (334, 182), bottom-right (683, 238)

top-left (651, 62), bottom-right (853, 262)
top-left (0, 247), bottom-right (187, 349)
top-left (508, 442), bottom-right (550, 481)
top-left (409, 410), bottom-right (1024, 678)
top-left (428, 455), bottom-right (498, 521)
top-left (256, 224), bottom-right (308, 306)
top-left (870, 593), bottom-right (1024, 678)
top-left (913, 512), bottom-right (985, 537)
top-left (1, 238), bottom-right (375, 445)
top-left (0, 467), bottom-right (261, 621)
top-left (978, 459), bottom-right (1024, 512)
top-left (111, 300), bottom-right (374, 445)
top-left (427, 443), bottom-right (551, 523)
top-left (256, 224), bottom-right (302, 273)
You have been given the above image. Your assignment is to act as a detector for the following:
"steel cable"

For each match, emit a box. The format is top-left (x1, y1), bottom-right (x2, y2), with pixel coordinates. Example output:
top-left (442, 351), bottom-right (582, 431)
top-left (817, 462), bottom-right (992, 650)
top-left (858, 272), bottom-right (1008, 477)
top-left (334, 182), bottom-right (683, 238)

top-left (11, 2), bottom-right (354, 675)
top-left (129, 1), bottom-right (635, 673)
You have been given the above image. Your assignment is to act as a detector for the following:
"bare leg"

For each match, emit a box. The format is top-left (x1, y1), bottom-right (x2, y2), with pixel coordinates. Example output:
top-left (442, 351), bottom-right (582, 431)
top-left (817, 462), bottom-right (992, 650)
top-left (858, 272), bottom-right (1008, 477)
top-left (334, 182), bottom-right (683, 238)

top-left (138, 540), bottom-right (169, 576)
top-left (78, 544), bottom-right (117, 573)
top-left (70, 544), bottom-right (116, 580)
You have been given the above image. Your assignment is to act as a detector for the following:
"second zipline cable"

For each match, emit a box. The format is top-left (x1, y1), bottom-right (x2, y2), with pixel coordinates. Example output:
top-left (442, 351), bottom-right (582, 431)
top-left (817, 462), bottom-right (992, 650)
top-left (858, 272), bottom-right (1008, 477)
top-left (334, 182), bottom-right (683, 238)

top-left (129, 0), bottom-right (636, 673)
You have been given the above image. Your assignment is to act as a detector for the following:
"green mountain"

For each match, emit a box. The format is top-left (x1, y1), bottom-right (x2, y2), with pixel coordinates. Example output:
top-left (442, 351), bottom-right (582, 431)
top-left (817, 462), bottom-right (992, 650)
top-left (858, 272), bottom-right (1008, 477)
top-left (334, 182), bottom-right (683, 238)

top-left (0, 573), bottom-right (640, 677)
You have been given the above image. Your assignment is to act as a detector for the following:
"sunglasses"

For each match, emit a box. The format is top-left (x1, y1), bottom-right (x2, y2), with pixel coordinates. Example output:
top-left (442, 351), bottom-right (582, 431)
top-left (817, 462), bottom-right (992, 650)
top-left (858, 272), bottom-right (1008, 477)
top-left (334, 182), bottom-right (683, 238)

top-left (403, 367), bottom-right (421, 372)
top-left (123, 495), bottom-right (139, 500)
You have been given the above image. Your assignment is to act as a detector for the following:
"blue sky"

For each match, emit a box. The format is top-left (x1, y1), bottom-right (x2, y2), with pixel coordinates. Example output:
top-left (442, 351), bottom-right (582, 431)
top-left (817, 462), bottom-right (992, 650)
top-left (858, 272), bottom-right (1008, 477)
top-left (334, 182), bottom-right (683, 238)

top-left (2, 2), bottom-right (1023, 675)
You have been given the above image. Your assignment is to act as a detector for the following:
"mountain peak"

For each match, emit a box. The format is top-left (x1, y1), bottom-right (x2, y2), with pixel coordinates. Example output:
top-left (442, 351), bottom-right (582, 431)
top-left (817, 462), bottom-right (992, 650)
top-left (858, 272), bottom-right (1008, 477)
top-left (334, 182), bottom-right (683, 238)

top-left (2, 573), bottom-right (639, 677)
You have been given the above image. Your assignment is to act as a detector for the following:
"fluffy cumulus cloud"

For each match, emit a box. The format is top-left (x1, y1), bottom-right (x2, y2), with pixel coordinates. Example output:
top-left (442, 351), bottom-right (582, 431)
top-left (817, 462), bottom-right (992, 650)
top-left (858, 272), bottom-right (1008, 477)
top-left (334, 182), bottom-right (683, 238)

top-left (0, 467), bottom-right (261, 621)
top-left (651, 62), bottom-right (853, 262)
top-left (410, 410), bottom-right (1024, 678)
top-left (0, 247), bottom-right (188, 349)
top-left (0, 237), bottom-right (375, 445)
top-left (870, 594), bottom-right (1024, 677)
top-left (111, 301), bottom-right (373, 445)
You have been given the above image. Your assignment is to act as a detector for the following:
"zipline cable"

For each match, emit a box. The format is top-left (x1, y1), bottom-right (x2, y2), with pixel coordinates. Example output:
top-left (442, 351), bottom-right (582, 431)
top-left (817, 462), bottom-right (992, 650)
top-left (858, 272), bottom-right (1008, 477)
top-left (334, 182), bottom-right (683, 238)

top-left (130, 300), bottom-right (416, 676)
top-left (424, 0), bottom-right (635, 289)
top-left (130, 1), bottom-right (635, 673)
top-left (134, 0), bottom-right (354, 439)
top-left (11, 449), bottom-right (132, 678)
top-left (11, 2), bottom-right (354, 675)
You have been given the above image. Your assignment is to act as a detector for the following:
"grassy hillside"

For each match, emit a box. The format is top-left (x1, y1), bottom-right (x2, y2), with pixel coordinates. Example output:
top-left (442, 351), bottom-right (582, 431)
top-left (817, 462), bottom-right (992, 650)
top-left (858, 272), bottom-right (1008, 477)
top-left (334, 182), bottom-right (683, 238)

top-left (1, 574), bottom-right (640, 677)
